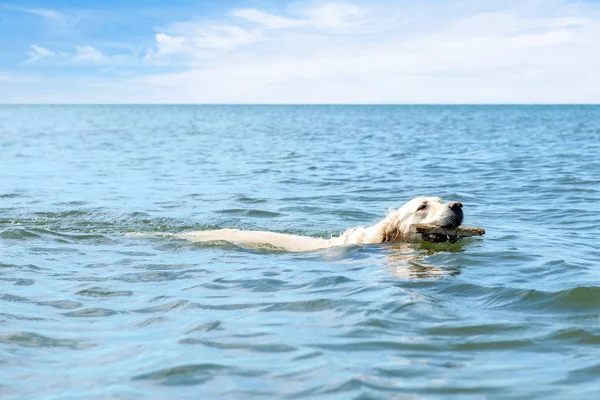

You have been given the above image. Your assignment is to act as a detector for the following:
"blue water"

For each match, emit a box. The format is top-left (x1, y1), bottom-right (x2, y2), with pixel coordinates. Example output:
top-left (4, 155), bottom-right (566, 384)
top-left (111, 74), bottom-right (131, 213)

top-left (1, 105), bottom-right (600, 399)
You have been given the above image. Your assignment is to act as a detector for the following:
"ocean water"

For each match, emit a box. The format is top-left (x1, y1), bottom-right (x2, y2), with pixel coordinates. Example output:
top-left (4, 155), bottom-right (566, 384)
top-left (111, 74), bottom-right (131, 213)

top-left (1, 105), bottom-right (600, 399)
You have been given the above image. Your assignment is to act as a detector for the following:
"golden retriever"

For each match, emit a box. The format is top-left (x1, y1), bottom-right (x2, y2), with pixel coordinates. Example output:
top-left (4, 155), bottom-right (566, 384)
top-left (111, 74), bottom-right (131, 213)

top-left (171, 197), bottom-right (463, 252)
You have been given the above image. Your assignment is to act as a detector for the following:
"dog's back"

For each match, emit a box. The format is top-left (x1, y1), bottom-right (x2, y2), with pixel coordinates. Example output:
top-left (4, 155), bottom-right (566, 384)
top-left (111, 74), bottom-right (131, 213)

top-left (175, 229), bottom-right (331, 252)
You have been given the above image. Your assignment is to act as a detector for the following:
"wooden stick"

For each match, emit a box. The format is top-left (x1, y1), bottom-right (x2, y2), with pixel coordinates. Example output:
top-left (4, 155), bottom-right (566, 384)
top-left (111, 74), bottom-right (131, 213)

top-left (409, 224), bottom-right (485, 238)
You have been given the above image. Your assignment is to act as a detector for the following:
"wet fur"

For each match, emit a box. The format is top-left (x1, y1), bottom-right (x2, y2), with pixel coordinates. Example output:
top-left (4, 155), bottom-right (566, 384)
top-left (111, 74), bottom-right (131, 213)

top-left (163, 197), bottom-right (463, 252)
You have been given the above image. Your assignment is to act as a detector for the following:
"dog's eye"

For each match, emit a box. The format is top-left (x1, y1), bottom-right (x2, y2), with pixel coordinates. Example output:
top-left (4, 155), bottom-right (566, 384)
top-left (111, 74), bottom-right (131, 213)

top-left (417, 204), bottom-right (428, 211)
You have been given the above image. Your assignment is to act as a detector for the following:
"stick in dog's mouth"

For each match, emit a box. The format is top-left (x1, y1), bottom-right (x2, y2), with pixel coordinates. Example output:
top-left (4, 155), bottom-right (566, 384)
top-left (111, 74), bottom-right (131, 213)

top-left (409, 224), bottom-right (485, 243)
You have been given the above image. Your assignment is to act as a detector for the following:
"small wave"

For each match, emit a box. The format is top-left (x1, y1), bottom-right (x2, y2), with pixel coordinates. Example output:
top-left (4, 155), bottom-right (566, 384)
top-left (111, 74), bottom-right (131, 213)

top-left (452, 339), bottom-right (535, 351)
top-left (33, 210), bottom-right (93, 219)
top-left (427, 323), bottom-right (526, 336)
top-left (53, 200), bottom-right (89, 206)
top-left (0, 294), bottom-right (30, 303)
top-left (0, 228), bottom-right (40, 240)
top-left (3, 277), bottom-right (35, 286)
top-left (180, 338), bottom-right (297, 353)
top-left (544, 328), bottom-right (600, 345)
top-left (218, 278), bottom-right (290, 293)
top-left (0, 192), bottom-right (23, 198)
top-left (62, 308), bottom-right (118, 317)
top-left (29, 228), bottom-right (109, 242)
top-left (314, 340), bottom-right (440, 352)
top-left (193, 302), bottom-right (265, 311)
top-left (133, 300), bottom-right (189, 314)
top-left (214, 208), bottom-right (284, 218)
top-left (562, 363), bottom-right (600, 384)
top-left (128, 316), bottom-right (170, 328)
top-left (308, 275), bottom-right (355, 288)
top-left (132, 363), bottom-right (264, 386)
top-left (75, 287), bottom-right (133, 298)
top-left (234, 195), bottom-right (268, 204)
top-left (0, 332), bottom-right (94, 349)
top-left (114, 270), bottom-right (204, 283)
top-left (186, 321), bottom-right (224, 333)
top-left (261, 298), bottom-right (370, 313)
top-left (438, 284), bottom-right (600, 312)
top-left (37, 300), bottom-right (82, 310)
top-left (0, 263), bottom-right (42, 271)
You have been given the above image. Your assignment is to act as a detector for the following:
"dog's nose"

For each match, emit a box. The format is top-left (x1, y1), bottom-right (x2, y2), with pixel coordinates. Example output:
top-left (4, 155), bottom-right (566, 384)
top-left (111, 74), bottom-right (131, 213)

top-left (449, 201), bottom-right (463, 211)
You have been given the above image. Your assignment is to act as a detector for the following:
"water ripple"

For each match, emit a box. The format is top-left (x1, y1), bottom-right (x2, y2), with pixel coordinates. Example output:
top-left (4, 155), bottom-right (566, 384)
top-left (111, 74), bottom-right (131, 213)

top-left (76, 287), bottom-right (133, 297)
top-left (0, 332), bottom-right (94, 350)
top-left (132, 363), bottom-right (265, 386)
top-left (2, 105), bottom-right (600, 399)
top-left (63, 308), bottom-right (118, 317)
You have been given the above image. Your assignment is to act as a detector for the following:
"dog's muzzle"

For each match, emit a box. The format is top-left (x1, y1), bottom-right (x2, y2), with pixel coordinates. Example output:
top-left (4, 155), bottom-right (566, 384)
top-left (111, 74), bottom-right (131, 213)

top-left (440, 201), bottom-right (463, 228)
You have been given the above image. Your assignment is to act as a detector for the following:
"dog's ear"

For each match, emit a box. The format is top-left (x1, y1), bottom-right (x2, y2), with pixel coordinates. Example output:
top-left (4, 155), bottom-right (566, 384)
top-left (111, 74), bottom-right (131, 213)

top-left (380, 219), bottom-right (401, 242)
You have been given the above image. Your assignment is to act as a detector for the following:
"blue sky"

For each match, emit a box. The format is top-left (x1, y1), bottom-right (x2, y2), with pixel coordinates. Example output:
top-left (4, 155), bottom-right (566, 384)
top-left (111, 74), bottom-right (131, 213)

top-left (1, 0), bottom-right (600, 103)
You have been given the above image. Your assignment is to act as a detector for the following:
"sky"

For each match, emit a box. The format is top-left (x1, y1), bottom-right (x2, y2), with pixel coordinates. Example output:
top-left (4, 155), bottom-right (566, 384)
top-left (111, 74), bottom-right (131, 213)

top-left (1, 0), bottom-right (600, 103)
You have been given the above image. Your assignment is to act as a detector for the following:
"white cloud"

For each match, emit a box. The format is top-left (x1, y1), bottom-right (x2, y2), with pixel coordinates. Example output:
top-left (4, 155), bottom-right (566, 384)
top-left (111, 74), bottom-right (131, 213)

top-left (70, 45), bottom-right (132, 66)
top-left (28, 45), bottom-right (55, 61)
top-left (154, 33), bottom-right (187, 55)
top-left (22, 7), bottom-right (63, 20)
top-left (73, 45), bottom-right (107, 63)
top-left (229, 3), bottom-right (366, 30)
top-left (6, 0), bottom-right (600, 103)
top-left (132, 1), bottom-right (598, 103)
top-left (191, 25), bottom-right (261, 50)
top-left (231, 8), bottom-right (302, 29)
top-left (147, 2), bottom-right (370, 61)
top-left (2, 4), bottom-right (63, 21)
top-left (302, 3), bottom-right (364, 29)
top-left (25, 44), bottom-right (133, 67)
top-left (508, 29), bottom-right (575, 47)
top-left (145, 22), bottom-right (262, 63)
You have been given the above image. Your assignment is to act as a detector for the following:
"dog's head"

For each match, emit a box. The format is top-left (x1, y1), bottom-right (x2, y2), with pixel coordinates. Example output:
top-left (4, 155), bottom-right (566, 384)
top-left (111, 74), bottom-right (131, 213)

top-left (381, 197), bottom-right (464, 242)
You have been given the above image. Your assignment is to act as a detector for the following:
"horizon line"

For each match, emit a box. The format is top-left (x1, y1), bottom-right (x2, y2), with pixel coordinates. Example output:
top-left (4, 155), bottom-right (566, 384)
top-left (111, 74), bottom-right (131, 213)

top-left (2, 103), bottom-right (600, 106)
